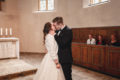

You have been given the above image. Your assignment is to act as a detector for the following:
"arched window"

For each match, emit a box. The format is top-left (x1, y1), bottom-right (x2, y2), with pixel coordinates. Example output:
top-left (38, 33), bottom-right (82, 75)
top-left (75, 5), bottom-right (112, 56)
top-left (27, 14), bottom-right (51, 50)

top-left (38, 0), bottom-right (54, 11)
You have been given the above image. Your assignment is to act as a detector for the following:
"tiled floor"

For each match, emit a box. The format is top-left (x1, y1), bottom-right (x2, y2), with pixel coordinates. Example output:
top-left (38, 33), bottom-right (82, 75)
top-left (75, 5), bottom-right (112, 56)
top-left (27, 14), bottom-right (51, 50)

top-left (12, 53), bottom-right (119, 80)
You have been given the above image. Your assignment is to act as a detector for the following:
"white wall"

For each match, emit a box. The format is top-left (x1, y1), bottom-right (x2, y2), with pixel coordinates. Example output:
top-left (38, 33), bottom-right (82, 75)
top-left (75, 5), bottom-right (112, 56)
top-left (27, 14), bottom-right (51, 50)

top-left (0, 0), bottom-right (19, 37)
top-left (17, 0), bottom-right (69, 53)
top-left (1, 0), bottom-right (120, 53)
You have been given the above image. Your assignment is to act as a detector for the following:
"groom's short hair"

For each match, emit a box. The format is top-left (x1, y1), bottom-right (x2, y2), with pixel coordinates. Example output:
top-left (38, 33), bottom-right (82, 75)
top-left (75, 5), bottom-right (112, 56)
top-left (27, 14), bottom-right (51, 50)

top-left (52, 17), bottom-right (64, 24)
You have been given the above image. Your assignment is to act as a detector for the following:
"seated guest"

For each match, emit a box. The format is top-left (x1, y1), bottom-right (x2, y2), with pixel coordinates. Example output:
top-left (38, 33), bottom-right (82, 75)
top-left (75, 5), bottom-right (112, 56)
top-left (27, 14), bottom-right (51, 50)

top-left (96, 35), bottom-right (106, 45)
top-left (110, 34), bottom-right (120, 46)
top-left (87, 34), bottom-right (96, 45)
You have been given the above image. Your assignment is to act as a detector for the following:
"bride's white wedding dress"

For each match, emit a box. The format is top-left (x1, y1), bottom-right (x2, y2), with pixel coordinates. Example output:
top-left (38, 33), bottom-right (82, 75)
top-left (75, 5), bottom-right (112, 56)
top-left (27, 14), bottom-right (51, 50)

top-left (34, 34), bottom-right (65, 80)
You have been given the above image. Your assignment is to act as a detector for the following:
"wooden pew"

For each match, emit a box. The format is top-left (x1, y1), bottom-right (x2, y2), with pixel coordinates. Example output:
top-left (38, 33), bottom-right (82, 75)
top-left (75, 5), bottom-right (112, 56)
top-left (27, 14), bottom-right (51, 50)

top-left (72, 43), bottom-right (120, 77)
top-left (72, 26), bottom-right (120, 77)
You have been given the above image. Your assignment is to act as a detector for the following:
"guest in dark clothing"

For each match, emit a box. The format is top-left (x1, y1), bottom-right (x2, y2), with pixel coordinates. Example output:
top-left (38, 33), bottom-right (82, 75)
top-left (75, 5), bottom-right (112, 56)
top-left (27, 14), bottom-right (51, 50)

top-left (96, 35), bottom-right (106, 45)
top-left (110, 34), bottom-right (120, 47)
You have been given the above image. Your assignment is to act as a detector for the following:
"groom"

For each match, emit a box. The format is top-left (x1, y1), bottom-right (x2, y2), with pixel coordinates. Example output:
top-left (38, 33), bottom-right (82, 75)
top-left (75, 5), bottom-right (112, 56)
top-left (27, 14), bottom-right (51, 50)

top-left (53, 17), bottom-right (73, 80)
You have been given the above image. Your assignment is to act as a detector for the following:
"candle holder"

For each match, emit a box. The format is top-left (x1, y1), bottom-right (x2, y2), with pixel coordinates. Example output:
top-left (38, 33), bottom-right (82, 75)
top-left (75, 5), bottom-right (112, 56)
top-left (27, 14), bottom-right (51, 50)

top-left (0, 34), bottom-right (2, 38)
top-left (7, 34), bottom-right (13, 38)
top-left (4, 35), bottom-right (8, 38)
top-left (0, 35), bottom-right (6, 38)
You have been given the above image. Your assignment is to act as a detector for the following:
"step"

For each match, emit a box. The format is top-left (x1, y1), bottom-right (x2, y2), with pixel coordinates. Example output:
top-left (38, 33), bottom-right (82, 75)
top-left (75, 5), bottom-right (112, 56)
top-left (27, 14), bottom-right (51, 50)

top-left (0, 59), bottom-right (37, 80)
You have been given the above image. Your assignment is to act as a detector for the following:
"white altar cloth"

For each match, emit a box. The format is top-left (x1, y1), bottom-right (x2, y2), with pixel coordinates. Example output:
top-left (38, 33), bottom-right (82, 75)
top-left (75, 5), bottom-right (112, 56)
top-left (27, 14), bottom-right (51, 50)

top-left (0, 37), bottom-right (19, 59)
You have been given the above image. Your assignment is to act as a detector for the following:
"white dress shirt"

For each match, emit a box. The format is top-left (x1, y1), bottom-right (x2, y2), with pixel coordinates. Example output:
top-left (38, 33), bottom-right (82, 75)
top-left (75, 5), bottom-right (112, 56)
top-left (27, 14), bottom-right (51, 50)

top-left (87, 38), bottom-right (96, 45)
top-left (57, 25), bottom-right (65, 36)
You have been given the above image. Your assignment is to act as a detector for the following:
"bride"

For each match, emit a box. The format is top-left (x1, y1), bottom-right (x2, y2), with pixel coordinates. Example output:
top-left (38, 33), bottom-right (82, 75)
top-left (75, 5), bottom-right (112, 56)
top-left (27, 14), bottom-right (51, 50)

top-left (33, 22), bottom-right (65, 80)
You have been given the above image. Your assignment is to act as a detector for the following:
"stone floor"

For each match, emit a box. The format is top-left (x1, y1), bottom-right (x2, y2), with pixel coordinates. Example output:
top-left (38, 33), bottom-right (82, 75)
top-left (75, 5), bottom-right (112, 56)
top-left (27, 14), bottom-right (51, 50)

top-left (0, 59), bottom-right (36, 80)
top-left (11, 53), bottom-right (120, 80)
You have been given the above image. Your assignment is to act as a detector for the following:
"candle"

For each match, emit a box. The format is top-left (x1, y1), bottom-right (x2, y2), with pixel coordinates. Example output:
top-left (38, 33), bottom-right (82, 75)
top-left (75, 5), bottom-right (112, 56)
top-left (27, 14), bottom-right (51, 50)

top-left (9, 28), bottom-right (12, 35)
top-left (5, 28), bottom-right (8, 35)
top-left (0, 28), bottom-right (3, 35)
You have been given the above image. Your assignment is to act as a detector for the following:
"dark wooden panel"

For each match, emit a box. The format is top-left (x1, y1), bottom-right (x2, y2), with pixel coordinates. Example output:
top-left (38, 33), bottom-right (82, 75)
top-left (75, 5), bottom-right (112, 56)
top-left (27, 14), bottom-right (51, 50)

top-left (80, 44), bottom-right (92, 65)
top-left (72, 43), bottom-right (120, 77)
top-left (81, 46), bottom-right (89, 64)
top-left (72, 43), bottom-right (81, 65)
top-left (105, 47), bottom-right (120, 76)
top-left (0, 1), bottom-right (1, 11)
top-left (91, 46), bottom-right (105, 70)
top-left (92, 47), bottom-right (104, 67)
top-left (72, 26), bottom-right (120, 44)
top-left (72, 29), bottom-right (80, 42)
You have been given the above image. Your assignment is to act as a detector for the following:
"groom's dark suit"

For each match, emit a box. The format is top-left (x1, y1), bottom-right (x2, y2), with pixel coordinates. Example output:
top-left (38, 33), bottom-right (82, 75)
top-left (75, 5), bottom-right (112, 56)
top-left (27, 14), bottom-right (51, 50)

top-left (55, 26), bottom-right (73, 80)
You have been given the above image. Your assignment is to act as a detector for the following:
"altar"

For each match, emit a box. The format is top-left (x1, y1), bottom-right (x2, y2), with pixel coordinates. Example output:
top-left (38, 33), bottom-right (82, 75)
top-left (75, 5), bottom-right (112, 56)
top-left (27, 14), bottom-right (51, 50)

top-left (0, 37), bottom-right (37, 80)
top-left (0, 37), bottom-right (19, 59)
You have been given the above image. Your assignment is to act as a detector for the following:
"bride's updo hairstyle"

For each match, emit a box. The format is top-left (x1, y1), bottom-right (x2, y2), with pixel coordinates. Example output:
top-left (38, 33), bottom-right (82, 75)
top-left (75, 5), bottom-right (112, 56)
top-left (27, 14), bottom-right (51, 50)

top-left (43, 22), bottom-right (52, 42)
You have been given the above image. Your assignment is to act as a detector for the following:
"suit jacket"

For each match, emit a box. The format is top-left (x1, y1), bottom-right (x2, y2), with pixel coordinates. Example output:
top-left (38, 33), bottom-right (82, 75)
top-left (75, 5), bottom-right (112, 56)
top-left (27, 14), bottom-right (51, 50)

top-left (110, 41), bottom-right (120, 47)
top-left (96, 40), bottom-right (106, 45)
top-left (54, 26), bottom-right (73, 64)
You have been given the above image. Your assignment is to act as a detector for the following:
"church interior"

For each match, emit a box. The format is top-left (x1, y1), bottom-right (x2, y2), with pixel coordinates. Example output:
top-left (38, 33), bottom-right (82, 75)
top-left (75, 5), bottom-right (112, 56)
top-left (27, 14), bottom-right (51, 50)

top-left (0, 0), bottom-right (120, 80)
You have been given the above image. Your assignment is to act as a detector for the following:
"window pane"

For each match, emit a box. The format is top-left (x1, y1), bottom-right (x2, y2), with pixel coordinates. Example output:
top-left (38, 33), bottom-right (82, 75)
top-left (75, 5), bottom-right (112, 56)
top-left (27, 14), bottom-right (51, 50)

top-left (89, 0), bottom-right (109, 6)
top-left (94, 0), bottom-right (99, 4)
top-left (101, 0), bottom-right (108, 2)
top-left (48, 0), bottom-right (54, 10)
top-left (40, 0), bottom-right (46, 11)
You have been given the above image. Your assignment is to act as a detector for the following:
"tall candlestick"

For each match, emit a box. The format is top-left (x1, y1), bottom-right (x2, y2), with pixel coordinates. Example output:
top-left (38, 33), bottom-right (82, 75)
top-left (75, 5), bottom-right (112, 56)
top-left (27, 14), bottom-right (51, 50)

top-left (5, 28), bottom-right (8, 35)
top-left (0, 28), bottom-right (3, 35)
top-left (10, 28), bottom-right (12, 36)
